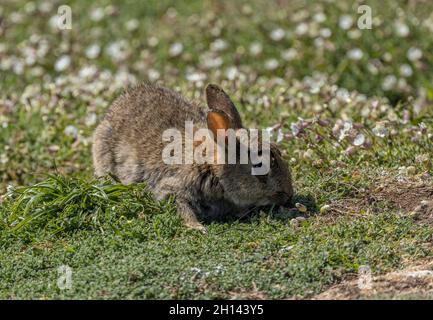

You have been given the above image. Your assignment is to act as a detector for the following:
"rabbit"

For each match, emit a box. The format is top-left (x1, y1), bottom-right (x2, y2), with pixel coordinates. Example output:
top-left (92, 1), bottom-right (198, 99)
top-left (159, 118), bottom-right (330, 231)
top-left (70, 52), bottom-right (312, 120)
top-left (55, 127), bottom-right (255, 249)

top-left (92, 83), bottom-right (293, 232)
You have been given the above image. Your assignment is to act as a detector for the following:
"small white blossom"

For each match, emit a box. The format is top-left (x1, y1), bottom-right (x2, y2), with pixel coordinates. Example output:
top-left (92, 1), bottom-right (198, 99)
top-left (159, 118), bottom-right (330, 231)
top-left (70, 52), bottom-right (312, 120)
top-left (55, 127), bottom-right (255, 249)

top-left (353, 133), bottom-right (365, 146)
top-left (399, 64), bottom-right (413, 77)
top-left (106, 41), bottom-right (128, 61)
top-left (90, 7), bottom-right (105, 22)
top-left (85, 113), bottom-right (97, 127)
top-left (85, 44), bottom-right (101, 59)
top-left (290, 123), bottom-right (300, 136)
top-left (319, 28), bottom-right (332, 38)
top-left (394, 21), bottom-right (410, 37)
top-left (54, 55), bottom-right (71, 72)
top-left (264, 58), bottom-right (279, 70)
top-left (372, 124), bottom-right (388, 138)
top-left (382, 75), bottom-right (397, 91)
top-left (226, 66), bottom-right (238, 80)
top-left (79, 65), bottom-right (97, 78)
top-left (336, 88), bottom-right (350, 102)
top-left (313, 12), bottom-right (326, 23)
top-left (249, 42), bottom-right (263, 56)
top-left (295, 22), bottom-right (309, 36)
top-left (169, 42), bottom-right (183, 57)
top-left (202, 56), bottom-right (223, 69)
top-left (276, 129), bottom-right (284, 143)
top-left (270, 28), bottom-right (285, 41)
top-left (339, 15), bottom-right (353, 30)
top-left (13, 60), bottom-right (24, 75)
top-left (210, 39), bottom-right (227, 51)
top-left (147, 68), bottom-right (160, 81)
top-left (347, 48), bottom-right (363, 61)
top-left (125, 19), bottom-right (139, 31)
top-left (281, 48), bottom-right (297, 61)
top-left (64, 125), bottom-right (79, 138)
top-left (186, 71), bottom-right (206, 82)
top-left (407, 47), bottom-right (422, 61)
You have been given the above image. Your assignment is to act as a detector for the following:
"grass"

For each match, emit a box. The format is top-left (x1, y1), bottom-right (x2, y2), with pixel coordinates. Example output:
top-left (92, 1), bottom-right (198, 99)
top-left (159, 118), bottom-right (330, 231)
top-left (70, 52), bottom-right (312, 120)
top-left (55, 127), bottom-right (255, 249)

top-left (1, 0), bottom-right (433, 299)
top-left (1, 176), bottom-right (431, 298)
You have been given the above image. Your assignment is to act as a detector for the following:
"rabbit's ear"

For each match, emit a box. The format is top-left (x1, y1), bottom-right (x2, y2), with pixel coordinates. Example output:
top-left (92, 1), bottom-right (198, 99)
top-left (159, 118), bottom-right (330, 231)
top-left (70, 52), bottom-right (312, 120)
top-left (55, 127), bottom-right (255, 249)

top-left (207, 111), bottom-right (232, 141)
top-left (206, 84), bottom-right (243, 129)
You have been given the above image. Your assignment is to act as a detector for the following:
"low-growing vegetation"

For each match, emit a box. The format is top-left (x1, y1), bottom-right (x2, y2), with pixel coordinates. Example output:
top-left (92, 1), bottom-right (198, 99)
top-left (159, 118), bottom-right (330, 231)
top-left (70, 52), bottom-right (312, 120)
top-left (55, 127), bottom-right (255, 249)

top-left (0, 0), bottom-right (432, 299)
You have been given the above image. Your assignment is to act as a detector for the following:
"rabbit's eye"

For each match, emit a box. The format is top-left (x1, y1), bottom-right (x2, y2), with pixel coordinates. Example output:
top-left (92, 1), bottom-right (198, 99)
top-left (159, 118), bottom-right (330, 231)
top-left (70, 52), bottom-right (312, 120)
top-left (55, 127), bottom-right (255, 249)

top-left (270, 152), bottom-right (277, 167)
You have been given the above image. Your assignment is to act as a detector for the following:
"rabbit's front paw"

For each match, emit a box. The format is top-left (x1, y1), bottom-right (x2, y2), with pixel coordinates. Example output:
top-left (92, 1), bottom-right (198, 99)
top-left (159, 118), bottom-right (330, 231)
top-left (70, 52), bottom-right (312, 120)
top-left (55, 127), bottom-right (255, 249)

top-left (185, 222), bottom-right (208, 234)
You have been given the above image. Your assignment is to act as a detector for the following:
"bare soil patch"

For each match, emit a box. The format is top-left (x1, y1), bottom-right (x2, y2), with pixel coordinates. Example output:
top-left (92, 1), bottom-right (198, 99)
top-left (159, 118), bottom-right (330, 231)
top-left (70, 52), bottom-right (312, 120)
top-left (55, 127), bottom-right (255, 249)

top-left (322, 174), bottom-right (433, 224)
top-left (314, 262), bottom-right (433, 300)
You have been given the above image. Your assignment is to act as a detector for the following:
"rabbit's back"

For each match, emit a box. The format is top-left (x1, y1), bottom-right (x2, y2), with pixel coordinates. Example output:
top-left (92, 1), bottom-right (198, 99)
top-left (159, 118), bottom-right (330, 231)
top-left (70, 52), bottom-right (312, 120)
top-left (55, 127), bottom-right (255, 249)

top-left (92, 84), bottom-right (207, 183)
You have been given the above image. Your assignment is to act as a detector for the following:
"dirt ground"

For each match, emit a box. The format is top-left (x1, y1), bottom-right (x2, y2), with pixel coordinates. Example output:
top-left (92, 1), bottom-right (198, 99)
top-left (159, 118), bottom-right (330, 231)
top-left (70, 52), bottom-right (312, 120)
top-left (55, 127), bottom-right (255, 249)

top-left (314, 173), bottom-right (433, 299)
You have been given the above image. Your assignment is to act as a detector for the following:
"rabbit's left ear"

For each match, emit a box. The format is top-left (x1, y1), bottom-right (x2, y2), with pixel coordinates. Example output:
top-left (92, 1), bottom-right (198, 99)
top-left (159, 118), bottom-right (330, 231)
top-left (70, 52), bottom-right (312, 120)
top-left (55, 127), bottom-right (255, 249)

top-left (206, 84), bottom-right (243, 129)
top-left (207, 111), bottom-right (232, 142)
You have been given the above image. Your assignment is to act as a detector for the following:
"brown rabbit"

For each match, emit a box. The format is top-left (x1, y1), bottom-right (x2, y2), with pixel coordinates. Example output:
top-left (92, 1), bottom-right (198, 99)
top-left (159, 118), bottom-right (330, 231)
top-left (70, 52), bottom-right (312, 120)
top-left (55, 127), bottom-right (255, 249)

top-left (92, 84), bottom-right (293, 232)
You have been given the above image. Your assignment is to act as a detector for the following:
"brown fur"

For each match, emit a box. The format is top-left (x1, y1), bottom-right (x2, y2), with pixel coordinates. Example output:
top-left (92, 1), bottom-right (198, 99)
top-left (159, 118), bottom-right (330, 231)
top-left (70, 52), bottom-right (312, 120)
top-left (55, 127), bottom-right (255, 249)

top-left (92, 84), bottom-right (293, 232)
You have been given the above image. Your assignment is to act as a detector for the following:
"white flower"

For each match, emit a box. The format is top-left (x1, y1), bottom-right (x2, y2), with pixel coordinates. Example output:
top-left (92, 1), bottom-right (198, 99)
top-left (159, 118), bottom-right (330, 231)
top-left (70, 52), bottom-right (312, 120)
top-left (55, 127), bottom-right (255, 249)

top-left (48, 15), bottom-right (59, 30)
top-left (372, 124), bottom-right (388, 138)
top-left (270, 28), bottom-right (285, 41)
top-left (90, 7), bottom-right (105, 22)
top-left (399, 64), bottom-right (413, 77)
top-left (353, 133), bottom-right (365, 146)
top-left (55, 55), bottom-right (71, 72)
top-left (295, 22), bottom-right (309, 36)
top-left (290, 123), bottom-right (300, 136)
top-left (147, 68), bottom-right (160, 81)
top-left (202, 56), bottom-right (223, 69)
top-left (347, 48), bottom-right (363, 61)
top-left (338, 121), bottom-right (353, 141)
top-left (125, 19), bottom-right (139, 31)
top-left (79, 65), bottom-right (97, 78)
top-left (169, 42), bottom-right (183, 57)
top-left (249, 42), bottom-right (262, 56)
top-left (264, 58), bottom-right (279, 70)
top-left (6, 184), bottom-right (15, 194)
top-left (106, 41), bottom-right (128, 61)
top-left (336, 88), bottom-right (350, 102)
top-left (186, 71), bottom-right (206, 82)
top-left (313, 12), bottom-right (326, 23)
top-left (281, 48), bottom-right (297, 61)
top-left (0, 153), bottom-right (9, 164)
top-left (64, 125), bottom-right (79, 138)
top-left (314, 38), bottom-right (324, 48)
top-left (407, 47), bottom-right (422, 61)
top-left (85, 113), bottom-right (97, 127)
top-left (319, 28), bottom-right (332, 38)
top-left (148, 36), bottom-right (159, 47)
top-left (226, 66), bottom-right (238, 80)
top-left (85, 44), bottom-right (101, 59)
top-left (339, 15), bottom-right (353, 30)
top-left (276, 129), bottom-right (284, 143)
top-left (13, 60), bottom-right (24, 75)
top-left (210, 39), bottom-right (227, 51)
top-left (394, 21), bottom-right (410, 37)
top-left (367, 62), bottom-right (379, 75)
top-left (382, 75), bottom-right (397, 91)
